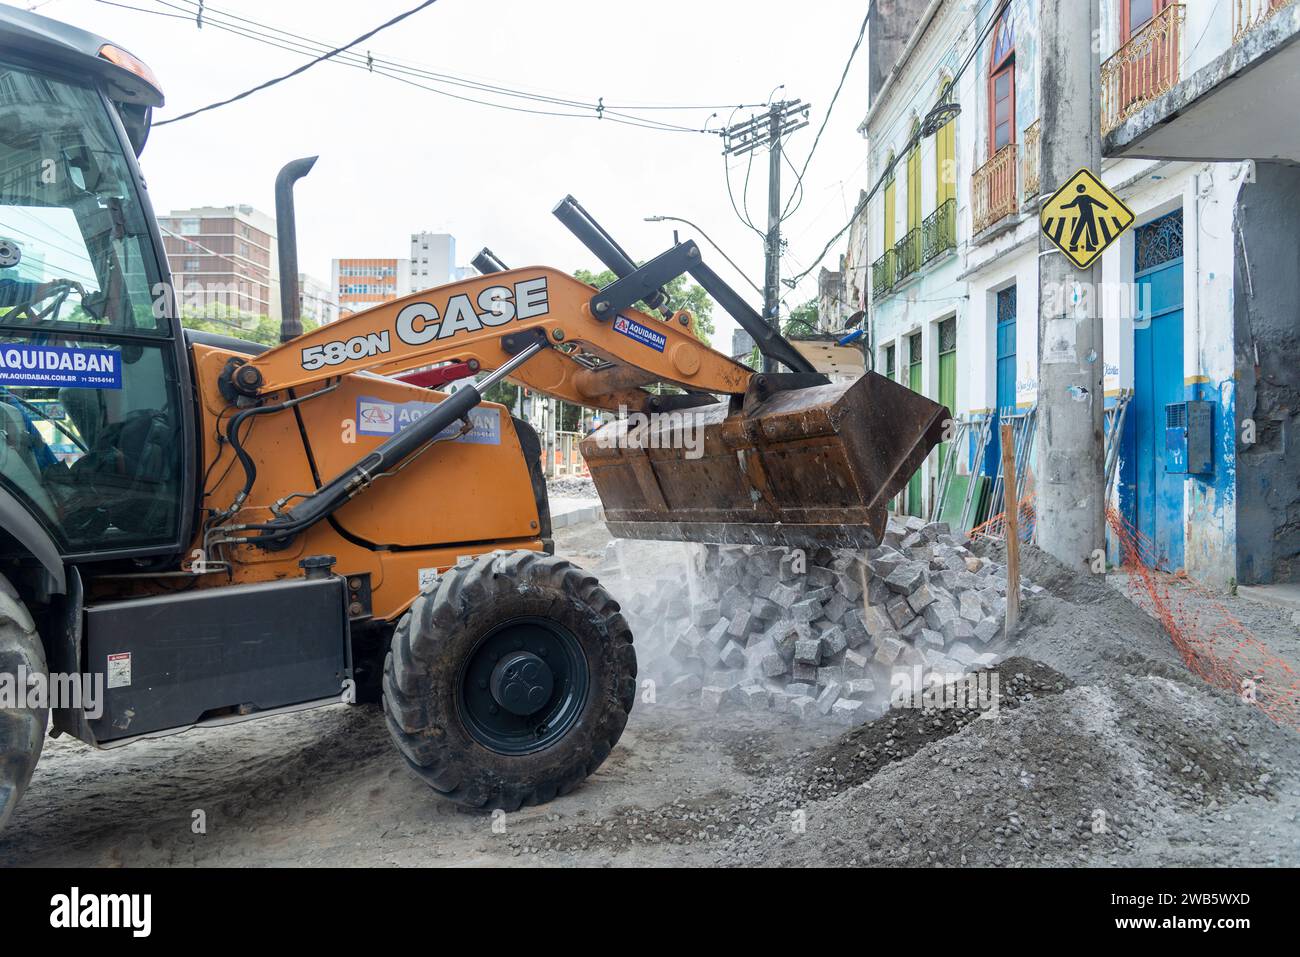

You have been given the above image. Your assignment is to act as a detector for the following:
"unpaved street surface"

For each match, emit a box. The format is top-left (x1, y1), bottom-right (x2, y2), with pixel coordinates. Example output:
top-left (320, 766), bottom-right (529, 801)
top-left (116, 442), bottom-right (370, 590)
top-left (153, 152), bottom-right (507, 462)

top-left (2, 523), bottom-right (1298, 867)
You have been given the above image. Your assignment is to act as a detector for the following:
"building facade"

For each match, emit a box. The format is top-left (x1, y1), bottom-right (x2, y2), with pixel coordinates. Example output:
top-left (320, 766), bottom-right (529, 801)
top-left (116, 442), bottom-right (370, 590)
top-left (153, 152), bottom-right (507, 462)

top-left (859, 0), bottom-right (966, 519)
top-left (409, 231), bottom-right (472, 291)
top-left (331, 257), bottom-right (411, 316)
top-left (851, 0), bottom-right (1300, 587)
top-left (298, 272), bottom-right (337, 326)
top-left (159, 204), bottom-right (279, 320)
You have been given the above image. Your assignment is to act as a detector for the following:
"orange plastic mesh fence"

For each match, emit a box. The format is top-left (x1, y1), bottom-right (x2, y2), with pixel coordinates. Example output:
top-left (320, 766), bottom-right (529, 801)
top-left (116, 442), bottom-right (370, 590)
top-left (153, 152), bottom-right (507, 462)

top-left (1104, 505), bottom-right (1299, 731)
top-left (968, 495), bottom-right (1299, 731)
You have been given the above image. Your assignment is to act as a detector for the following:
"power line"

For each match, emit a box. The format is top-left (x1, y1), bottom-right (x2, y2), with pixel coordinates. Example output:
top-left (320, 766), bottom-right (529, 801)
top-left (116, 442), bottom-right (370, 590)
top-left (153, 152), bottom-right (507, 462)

top-left (95, 0), bottom-right (753, 133)
top-left (144, 2), bottom-right (717, 132)
top-left (721, 100), bottom-right (809, 373)
top-left (154, 0), bottom-right (441, 125)
top-left (783, 3), bottom-right (872, 220)
top-left (644, 214), bottom-right (763, 297)
top-left (781, 146), bottom-right (807, 220)
top-left (723, 152), bottom-right (766, 243)
top-left (161, 0), bottom-right (759, 114)
top-left (152, 0), bottom-right (706, 131)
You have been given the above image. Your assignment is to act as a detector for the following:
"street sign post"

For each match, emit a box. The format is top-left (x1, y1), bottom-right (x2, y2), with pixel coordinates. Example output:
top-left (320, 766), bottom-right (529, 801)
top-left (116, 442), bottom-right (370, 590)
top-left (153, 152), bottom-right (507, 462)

top-left (1040, 168), bottom-right (1135, 269)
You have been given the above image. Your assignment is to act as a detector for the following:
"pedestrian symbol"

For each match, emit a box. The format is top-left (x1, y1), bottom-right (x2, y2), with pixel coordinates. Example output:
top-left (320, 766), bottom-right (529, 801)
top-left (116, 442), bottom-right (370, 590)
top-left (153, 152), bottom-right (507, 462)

top-left (1040, 168), bottom-right (1134, 269)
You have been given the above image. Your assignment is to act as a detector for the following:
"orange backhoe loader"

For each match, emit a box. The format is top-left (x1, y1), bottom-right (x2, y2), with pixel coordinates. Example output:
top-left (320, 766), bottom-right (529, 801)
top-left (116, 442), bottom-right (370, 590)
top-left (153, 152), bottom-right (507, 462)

top-left (0, 6), bottom-right (947, 829)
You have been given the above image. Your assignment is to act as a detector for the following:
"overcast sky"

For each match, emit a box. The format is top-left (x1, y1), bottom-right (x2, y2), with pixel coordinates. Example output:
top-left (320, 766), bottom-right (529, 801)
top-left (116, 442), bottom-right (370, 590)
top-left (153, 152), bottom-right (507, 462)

top-left (37, 0), bottom-right (872, 346)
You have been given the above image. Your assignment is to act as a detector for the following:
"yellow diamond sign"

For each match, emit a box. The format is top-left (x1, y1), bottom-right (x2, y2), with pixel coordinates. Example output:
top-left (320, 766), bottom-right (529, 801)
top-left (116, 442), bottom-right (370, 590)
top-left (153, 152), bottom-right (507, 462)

top-left (1040, 168), bottom-right (1135, 269)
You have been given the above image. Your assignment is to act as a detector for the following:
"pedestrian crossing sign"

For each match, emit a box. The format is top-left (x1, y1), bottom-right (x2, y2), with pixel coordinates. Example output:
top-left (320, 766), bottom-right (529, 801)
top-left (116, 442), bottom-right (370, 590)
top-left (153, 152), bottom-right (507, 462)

top-left (1040, 168), bottom-right (1134, 269)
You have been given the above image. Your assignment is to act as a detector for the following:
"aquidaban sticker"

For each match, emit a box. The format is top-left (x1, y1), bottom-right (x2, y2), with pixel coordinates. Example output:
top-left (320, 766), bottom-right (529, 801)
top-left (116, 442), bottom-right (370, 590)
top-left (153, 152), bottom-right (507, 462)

top-left (357, 396), bottom-right (501, 445)
top-left (106, 652), bottom-right (131, 689)
top-left (613, 314), bottom-right (666, 352)
top-left (0, 343), bottom-right (122, 389)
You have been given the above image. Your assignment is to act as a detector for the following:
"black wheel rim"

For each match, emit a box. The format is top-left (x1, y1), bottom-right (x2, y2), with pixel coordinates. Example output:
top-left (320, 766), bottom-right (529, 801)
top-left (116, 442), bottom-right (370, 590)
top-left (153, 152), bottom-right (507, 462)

top-left (457, 616), bottom-right (590, 755)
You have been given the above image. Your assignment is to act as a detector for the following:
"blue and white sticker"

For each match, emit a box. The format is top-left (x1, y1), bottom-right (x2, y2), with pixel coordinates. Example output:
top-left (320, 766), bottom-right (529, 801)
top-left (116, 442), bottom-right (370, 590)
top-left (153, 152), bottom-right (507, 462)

top-left (613, 314), bottom-right (666, 353)
top-left (357, 396), bottom-right (501, 445)
top-left (0, 343), bottom-right (122, 389)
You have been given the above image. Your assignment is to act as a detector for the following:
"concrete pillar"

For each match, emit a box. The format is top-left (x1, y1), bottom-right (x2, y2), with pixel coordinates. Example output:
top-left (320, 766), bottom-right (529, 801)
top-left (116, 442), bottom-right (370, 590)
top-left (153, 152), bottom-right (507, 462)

top-left (1036, 0), bottom-right (1106, 568)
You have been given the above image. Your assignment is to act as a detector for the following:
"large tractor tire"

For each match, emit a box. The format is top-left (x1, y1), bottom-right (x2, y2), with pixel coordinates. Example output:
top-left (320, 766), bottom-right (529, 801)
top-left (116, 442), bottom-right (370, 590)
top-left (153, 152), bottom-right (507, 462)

top-left (0, 576), bottom-right (46, 833)
top-left (383, 550), bottom-right (636, 811)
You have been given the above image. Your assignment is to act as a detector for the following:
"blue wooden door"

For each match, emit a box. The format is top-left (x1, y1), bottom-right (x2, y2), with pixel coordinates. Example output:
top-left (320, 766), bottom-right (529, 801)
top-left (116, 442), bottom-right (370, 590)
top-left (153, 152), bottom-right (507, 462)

top-left (988, 285), bottom-right (1017, 474)
top-left (1128, 211), bottom-right (1185, 570)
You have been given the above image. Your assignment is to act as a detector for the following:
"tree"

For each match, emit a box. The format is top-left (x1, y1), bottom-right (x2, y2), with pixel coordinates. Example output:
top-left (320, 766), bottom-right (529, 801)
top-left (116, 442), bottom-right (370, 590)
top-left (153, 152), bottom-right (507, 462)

top-left (572, 267), bottom-right (715, 346)
top-left (180, 303), bottom-right (319, 347)
top-left (783, 298), bottom-right (819, 338)
top-left (744, 298), bottom-right (819, 370)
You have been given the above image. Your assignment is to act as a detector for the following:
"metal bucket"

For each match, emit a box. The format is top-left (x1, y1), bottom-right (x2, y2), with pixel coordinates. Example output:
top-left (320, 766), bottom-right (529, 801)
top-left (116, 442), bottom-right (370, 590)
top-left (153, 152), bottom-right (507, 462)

top-left (580, 371), bottom-right (950, 550)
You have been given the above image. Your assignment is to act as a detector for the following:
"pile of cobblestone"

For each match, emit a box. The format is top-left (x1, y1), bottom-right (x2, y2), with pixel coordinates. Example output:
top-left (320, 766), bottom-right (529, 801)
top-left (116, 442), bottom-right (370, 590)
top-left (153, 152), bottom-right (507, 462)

top-left (607, 516), bottom-right (1026, 724)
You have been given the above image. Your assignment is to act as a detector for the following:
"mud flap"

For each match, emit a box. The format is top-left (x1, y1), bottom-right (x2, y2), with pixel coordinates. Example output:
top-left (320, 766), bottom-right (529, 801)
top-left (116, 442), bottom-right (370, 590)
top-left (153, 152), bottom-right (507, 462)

top-left (581, 371), bottom-right (950, 549)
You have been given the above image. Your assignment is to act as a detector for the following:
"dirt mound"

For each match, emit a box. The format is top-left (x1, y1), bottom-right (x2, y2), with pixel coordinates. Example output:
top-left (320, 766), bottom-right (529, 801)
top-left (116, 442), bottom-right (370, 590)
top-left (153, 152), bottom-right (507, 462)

top-left (708, 547), bottom-right (1300, 868)
top-left (792, 658), bottom-right (1071, 805)
top-left (978, 539), bottom-right (1192, 684)
top-left (724, 667), bottom-right (1297, 867)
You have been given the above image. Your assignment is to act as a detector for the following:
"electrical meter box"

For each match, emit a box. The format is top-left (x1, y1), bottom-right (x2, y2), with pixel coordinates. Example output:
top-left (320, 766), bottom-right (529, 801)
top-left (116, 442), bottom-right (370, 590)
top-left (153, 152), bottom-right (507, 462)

top-left (1164, 400), bottom-right (1213, 475)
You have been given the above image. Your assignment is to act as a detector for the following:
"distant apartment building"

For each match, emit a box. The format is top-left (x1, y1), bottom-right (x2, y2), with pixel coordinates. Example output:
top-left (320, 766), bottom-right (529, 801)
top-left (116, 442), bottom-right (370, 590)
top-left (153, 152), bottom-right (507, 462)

top-left (331, 257), bottom-right (411, 316)
top-left (409, 231), bottom-right (477, 291)
top-left (409, 231), bottom-right (454, 290)
top-left (298, 272), bottom-right (337, 326)
top-left (159, 204), bottom-right (279, 319)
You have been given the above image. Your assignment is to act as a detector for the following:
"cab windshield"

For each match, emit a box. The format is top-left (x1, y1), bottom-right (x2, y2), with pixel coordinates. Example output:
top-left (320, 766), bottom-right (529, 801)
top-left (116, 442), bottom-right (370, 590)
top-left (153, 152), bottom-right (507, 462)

top-left (0, 58), bottom-right (182, 552)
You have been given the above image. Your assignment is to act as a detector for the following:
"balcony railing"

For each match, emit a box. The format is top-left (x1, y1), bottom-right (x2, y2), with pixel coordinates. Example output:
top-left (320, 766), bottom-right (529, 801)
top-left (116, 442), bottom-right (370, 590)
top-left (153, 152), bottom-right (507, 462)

top-left (871, 249), bottom-right (895, 297)
top-left (1022, 119), bottom-right (1042, 202)
top-left (971, 142), bottom-right (1018, 235)
top-left (1101, 4), bottom-right (1186, 135)
top-left (1234, 0), bottom-right (1296, 43)
top-left (894, 228), bottom-right (922, 283)
top-left (921, 198), bottom-right (956, 265)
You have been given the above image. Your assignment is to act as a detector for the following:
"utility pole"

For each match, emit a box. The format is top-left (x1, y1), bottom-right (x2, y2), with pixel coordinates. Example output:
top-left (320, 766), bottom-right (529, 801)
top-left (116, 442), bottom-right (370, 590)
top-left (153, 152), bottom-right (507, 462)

top-left (1037, 0), bottom-right (1105, 568)
top-left (723, 101), bottom-right (810, 372)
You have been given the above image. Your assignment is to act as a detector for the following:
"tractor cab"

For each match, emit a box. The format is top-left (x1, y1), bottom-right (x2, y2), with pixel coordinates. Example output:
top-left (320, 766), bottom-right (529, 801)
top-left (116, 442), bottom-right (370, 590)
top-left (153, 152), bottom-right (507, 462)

top-left (0, 7), bottom-right (194, 568)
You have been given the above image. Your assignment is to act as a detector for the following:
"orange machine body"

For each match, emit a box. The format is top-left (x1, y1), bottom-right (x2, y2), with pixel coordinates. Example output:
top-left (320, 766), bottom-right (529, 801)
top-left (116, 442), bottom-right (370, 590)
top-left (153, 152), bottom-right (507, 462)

top-left (88, 343), bottom-right (545, 622)
top-left (91, 267), bottom-right (755, 620)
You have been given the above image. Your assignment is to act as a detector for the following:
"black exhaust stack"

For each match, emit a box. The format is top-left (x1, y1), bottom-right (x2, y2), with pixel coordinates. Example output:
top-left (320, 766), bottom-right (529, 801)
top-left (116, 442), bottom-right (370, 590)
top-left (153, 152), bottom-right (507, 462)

top-left (275, 156), bottom-right (318, 343)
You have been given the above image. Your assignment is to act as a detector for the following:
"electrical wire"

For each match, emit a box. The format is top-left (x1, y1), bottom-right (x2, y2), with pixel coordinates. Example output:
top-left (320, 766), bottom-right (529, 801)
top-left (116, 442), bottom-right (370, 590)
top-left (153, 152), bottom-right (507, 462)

top-left (153, 0), bottom-right (441, 126)
top-left (93, 0), bottom-right (750, 133)
top-left (723, 146), bottom-right (767, 242)
top-left (161, 0), bottom-right (761, 114)
top-left (148, 1), bottom-right (708, 131)
top-left (781, 146), bottom-right (807, 220)
top-left (782, 2), bottom-right (872, 220)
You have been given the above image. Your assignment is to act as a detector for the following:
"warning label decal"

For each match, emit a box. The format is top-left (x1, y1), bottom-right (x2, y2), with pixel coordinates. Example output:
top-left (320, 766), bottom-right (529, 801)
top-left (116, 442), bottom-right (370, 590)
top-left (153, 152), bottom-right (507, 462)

top-left (106, 652), bottom-right (132, 689)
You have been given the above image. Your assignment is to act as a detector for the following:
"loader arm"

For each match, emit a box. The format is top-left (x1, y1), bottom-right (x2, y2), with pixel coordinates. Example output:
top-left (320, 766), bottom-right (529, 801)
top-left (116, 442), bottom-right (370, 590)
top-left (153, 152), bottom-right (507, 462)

top-left (212, 245), bottom-right (948, 554)
top-left (223, 266), bottom-right (755, 411)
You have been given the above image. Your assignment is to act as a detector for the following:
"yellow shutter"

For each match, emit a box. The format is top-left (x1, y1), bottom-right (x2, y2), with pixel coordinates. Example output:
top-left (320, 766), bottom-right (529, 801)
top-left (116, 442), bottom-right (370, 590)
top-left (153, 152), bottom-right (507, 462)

top-left (907, 143), bottom-right (922, 231)
top-left (884, 178), bottom-right (896, 249)
top-left (936, 120), bottom-right (956, 204)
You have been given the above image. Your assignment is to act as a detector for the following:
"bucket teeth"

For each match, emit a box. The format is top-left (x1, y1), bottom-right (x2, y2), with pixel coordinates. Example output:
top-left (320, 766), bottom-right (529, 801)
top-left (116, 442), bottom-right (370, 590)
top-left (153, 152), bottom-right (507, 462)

top-left (580, 371), bottom-right (950, 549)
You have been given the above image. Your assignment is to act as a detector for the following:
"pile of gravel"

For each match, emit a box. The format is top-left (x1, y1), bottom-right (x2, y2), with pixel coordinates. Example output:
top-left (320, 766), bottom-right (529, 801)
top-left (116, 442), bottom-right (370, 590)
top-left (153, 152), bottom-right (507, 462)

top-left (708, 546), bottom-right (1300, 867)
top-left (600, 516), bottom-right (1029, 724)
top-left (721, 664), bottom-right (1298, 867)
top-left (546, 475), bottom-right (599, 499)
